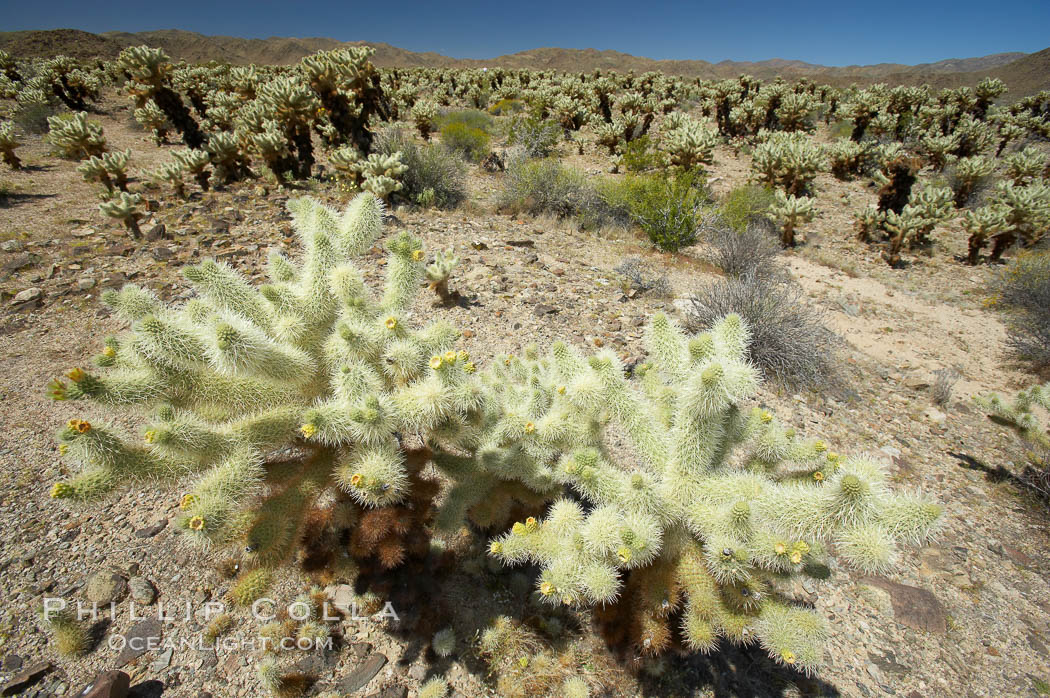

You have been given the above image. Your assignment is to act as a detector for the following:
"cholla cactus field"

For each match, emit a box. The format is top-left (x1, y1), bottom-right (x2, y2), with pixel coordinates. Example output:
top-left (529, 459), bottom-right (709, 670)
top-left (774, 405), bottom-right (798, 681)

top-left (0, 35), bottom-right (1049, 698)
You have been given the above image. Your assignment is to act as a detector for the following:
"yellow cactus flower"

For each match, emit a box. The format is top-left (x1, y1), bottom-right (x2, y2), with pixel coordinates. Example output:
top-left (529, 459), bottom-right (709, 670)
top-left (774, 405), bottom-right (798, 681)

top-left (790, 551), bottom-right (803, 564)
top-left (188, 516), bottom-right (205, 531)
top-left (813, 440), bottom-right (827, 453)
top-left (102, 346), bottom-right (116, 358)
top-left (793, 541), bottom-right (810, 555)
top-left (557, 385), bottom-right (566, 395)
top-left (349, 473), bottom-right (363, 488)
top-left (464, 362), bottom-right (476, 373)
top-left (180, 493), bottom-right (198, 510)
top-left (539, 581), bottom-right (555, 596)
top-left (617, 547), bottom-right (632, 564)
top-left (525, 517), bottom-right (538, 532)
top-left (774, 542), bottom-right (787, 556)
top-left (781, 650), bottom-right (796, 665)
top-left (411, 249), bottom-right (424, 262)
top-left (457, 350), bottom-right (469, 362)
top-left (384, 316), bottom-right (398, 330)
top-left (430, 356), bottom-right (443, 370)
top-left (760, 410), bottom-right (773, 423)
top-left (144, 429), bottom-right (157, 444)
top-left (813, 471), bottom-right (824, 482)
top-left (504, 357), bottom-right (511, 366)
top-left (300, 423), bottom-right (318, 439)
top-left (489, 541), bottom-right (503, 555)
top-left (58, 444), bottom-right (68, 455)
top-left (524, 422), bottom-right (535, 434)
top-left (50, 482), bottom-right (73, 499)
top-left (444, 350), bottom-right (457, 363)
top-left (512, 522), bottom-right (526, 536)
top-left (66, 367), bottom-right (86, 383)
top-left (67, 419), bottom-right (91, 434)
top-left (518, 656), bottom-right (529, 669)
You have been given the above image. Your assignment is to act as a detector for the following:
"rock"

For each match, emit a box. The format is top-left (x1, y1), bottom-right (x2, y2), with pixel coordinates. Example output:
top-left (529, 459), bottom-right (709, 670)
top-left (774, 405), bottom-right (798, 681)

top-left (505, 239), bottom-right (534, 247)
top-left (116, 619), bottom-right (163, 667)
top-left (150, 647), bottom-right (173, 672)
top-left (11, 287), bottom-right (43, 305)
top-left (77, 670), bottom-right (130, 698)
top-left (1, 655), bottom-right (22, 672)
top-left (77, 277), bottom-right (97, 291)
top-left (368, 687), bottom-right (407, 698)
top-left (129, 576), bottom-right (157, 605)
top-left (470, 240), bottom-right (488, 250)
top-left (71, 227), bottom-right (97, 238)
top-left (134, 520), bottom-right (167, 538)
top-left (533, 304), bottom-right (557, 316)
top-left (2, 254), bottom-right (32, 272)
top-left (326, 583), bottom-right (355, 614)
top-left (85, 571), bottom-right (128, 604)
top-left (922, 407), bottom-right (947, 426)
top-left (151, 247), bottom-right (174, 262)
top-left (1, 240), bottom-right (25, 252)
top-left (145, 224), bottom-right (168, 242)
top-left (905, 375), bottom-right (932, 391)
top-left (1002, 545), bottom-right (1032, 568)
top-left (337, 653), bottom-right (388, 693)
top-left (0, 661), bottom-right (52, 696)
top-left (863, 577), bottom-right (947, 634)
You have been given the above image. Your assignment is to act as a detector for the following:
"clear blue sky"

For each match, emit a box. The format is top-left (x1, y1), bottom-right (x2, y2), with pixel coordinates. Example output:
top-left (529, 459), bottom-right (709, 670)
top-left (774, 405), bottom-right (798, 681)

top-left (6, 0), bottom-right (1049, 65)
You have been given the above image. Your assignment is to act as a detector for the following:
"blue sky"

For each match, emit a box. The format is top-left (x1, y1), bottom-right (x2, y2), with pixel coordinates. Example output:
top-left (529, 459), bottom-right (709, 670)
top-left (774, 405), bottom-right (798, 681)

top-left (6, 0), bottom-right (1049, 66)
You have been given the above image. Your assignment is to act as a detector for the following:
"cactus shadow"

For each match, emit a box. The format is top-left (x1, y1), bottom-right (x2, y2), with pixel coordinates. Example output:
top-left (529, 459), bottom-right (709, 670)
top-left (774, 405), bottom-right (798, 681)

top-left (127, 679), bottom-right (165, 697)
top-left (649, 642), bottom-right (841, 697)
top-left (0, 191), bottom-right (56, 208)
top-left (947, 450), bottom-right (1016, 484)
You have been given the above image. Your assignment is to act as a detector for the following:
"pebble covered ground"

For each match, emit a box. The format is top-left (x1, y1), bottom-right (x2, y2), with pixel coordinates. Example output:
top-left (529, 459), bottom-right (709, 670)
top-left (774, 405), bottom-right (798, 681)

top-left (1, 97), bottom-right (1049, 697)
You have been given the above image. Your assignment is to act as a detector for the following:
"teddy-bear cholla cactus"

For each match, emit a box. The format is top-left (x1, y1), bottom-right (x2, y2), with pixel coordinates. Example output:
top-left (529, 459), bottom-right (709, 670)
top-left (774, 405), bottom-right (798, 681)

top-left (173, 148), bottom-right (212, 191)
top-left (662, 118), bottom-right (717, 172)
top-left (358, 152), bottom-right (407, 203)
top-left (133, 100), bottom-right (170, 145)
top-left (0, 120), bottom-right (21, 169)
top-left (767, 191), bottom-right (816, 247)
top-left (98, 191), bottom-right (145, 238)
top-left (411, 101), bottom-right (438, 141)
top-left (47, 192), bottom-right (534, 574)
top-left (751, 132), bottom-right (825, 197)
top-left (976, 383), bottom-right (1050, 467)
top-left (77, 149), bottom-right (131, 194)
top-left (487, 313), bottom-right (941, 672)
top-left (47, 111), bottom-right (107, 160)
top-left (425, 249), bottom-right (459, 304)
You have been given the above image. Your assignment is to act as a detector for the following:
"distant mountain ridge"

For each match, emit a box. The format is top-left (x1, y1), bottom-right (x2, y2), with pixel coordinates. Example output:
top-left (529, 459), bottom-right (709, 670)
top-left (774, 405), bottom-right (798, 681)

top-left (0, 28), bottom-right (1045, 95)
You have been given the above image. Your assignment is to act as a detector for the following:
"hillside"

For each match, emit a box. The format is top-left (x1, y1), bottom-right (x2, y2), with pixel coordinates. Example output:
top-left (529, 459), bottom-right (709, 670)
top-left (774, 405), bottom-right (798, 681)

top-left (0, 28), bottom-right (1045, 93)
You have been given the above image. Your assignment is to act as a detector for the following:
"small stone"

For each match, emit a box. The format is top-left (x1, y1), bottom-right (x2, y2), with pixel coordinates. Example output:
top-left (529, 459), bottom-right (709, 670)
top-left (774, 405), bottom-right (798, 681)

top-left (11, 287), bottom-right (43, 305)
top-left (922, 407), bottom-right (947, 426)
top-left (0, 661), bottom-right (51, 696)
top-left (408, 664), bottom-right (426, 681)
top-left (145, 224), bottom-right (168, 241)
top-left (337, 653), bottom-right (388, 693)
top-left (116, 619), bottom-right (163, 667)
top-left (1, 655), bottom-right (23, 672)
top-left (151, 247), bottom-right (174, 261)
top-left (77, 670), bottom-right (130, 698)
top-left (862, 577), bottom-right (947, 634)
top-left (77, 277), bottom-right (97, 291)
top-left (134, 520), bottom-right (167, 538)
top-left (461, 329), bottom-right (474, 339)
top-left (0, 239), bottom-right (25, 252)
top-left (71, 227), bottom-right (96, 238)
top-left (533, 304), bottom-right (557, 316)
top-left (129, 577), bottom-right (157, 605)
top-left (326, 584), bottom-right (355, 614)
top-left (150, 647), bottom-right (173, 672)
top-left (85, 571), bottom-right (128, 605)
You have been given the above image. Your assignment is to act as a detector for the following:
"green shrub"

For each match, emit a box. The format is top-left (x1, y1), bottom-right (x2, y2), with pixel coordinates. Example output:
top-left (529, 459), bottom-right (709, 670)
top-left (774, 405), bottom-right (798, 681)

top-left (717, 184), bottom-right (776, 232)
top-left (617, 135), bottom-right (666, 173)
top-left (377, 129), bottom-right (466, 209)
top-left (440, 122), bottom-right (490, 163)
top-left (506, 114), bottom-right (561, 159)
top-left (488, 98), bottom-right (525, 116)
top-left (499, 158), bottom-right (602, 221)
top-left (436, 109), bottom-right (494, 133)
top-left (600, 169), bottom-right (709, 252)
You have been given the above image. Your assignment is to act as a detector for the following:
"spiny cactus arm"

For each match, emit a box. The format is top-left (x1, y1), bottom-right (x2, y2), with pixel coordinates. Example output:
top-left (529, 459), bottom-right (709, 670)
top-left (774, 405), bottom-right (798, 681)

top-left (51, 420), bottom-right (191, 500)
top-left (183, 259), bottom-right (275, 332)
top-left (381, 231), bottom-right (424, 314)
top-left (335, 441), bottom-right (409, 508)
top-left (176, 447), bottom-right (266, 545)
